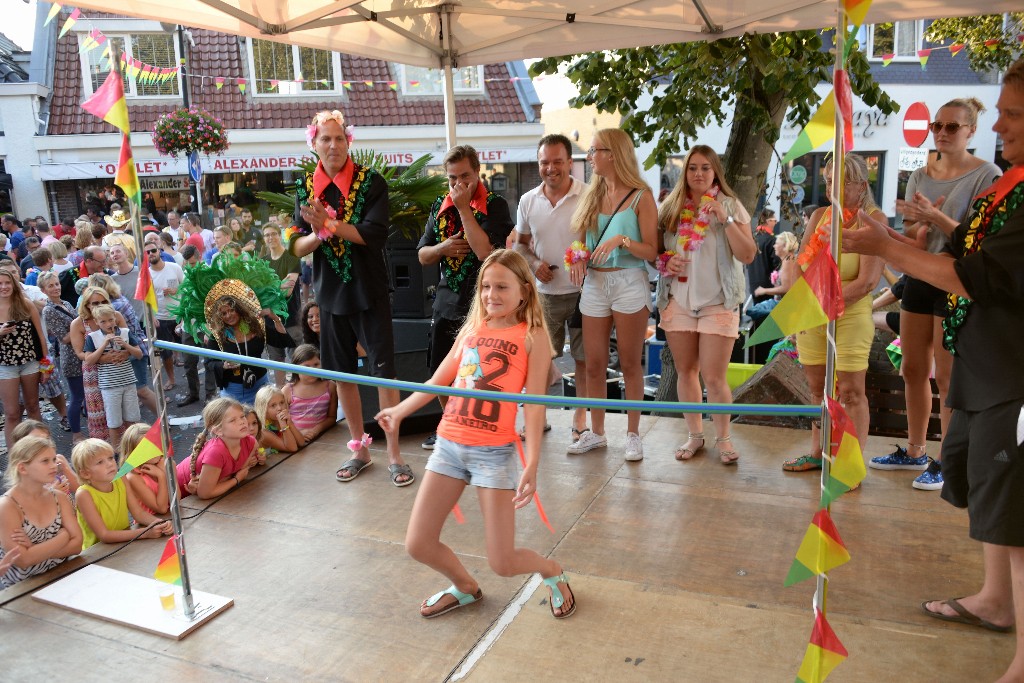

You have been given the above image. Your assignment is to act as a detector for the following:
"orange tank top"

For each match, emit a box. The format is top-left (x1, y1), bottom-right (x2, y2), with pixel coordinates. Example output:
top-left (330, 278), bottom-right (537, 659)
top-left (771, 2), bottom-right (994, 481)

top-left (437, 321), bottom-right (529, 446)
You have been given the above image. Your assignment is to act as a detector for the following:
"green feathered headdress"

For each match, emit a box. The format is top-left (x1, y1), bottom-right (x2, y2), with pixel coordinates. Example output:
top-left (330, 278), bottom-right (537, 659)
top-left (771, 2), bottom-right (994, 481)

top-left (169, 254), bottom-right (289, 344)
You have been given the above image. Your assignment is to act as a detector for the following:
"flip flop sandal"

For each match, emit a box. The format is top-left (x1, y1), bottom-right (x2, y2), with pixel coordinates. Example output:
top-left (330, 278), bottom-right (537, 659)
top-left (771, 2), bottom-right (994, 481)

top-left (335, 458), bottom-right (372, 482)
top-left (542, 573), bottom-right (576, 619)
top-left (389, 463), bottom-right (416, 488)
top-left (783, 454), bottom-right (823, 472)
top-left (421, 585), bottom-right (483, 619)
top-left (921, 598), bottom-right (1014, 633)
top-left (674, 433), bottom-right (705, 461)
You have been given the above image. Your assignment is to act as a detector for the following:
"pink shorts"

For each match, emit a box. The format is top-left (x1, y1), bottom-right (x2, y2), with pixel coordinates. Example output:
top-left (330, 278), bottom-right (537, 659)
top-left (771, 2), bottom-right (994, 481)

top-left (659, 298), bottom-right (740, 338)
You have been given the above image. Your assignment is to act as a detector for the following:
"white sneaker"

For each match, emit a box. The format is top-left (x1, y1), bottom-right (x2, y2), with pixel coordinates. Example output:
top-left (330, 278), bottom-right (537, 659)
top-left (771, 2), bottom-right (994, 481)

top-left (624, 432), bottom-right (644, 461)
top-left (566, 430), bottom-right (608, 454)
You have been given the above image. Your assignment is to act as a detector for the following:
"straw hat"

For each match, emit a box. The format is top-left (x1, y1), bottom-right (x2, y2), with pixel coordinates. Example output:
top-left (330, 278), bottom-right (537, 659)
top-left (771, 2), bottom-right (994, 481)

top-left (104, 209), bottom-right (131, 228)
top-left (203, 278), bottom-right (265, 347)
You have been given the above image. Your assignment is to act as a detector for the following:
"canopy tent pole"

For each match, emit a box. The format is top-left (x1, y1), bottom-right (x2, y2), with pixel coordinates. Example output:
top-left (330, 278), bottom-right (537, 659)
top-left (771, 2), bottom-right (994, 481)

top-left (440, 4), bottom-right (458, 148)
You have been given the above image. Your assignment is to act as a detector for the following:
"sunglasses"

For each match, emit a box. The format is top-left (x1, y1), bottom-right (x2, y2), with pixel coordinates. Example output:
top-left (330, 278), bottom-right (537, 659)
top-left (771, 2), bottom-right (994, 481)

top-left (587, 147), bottom-right (611, 156)
top-left (145, 248), bottom-right (159, 254)
top-left (929, 121), bottom-right (968, 134)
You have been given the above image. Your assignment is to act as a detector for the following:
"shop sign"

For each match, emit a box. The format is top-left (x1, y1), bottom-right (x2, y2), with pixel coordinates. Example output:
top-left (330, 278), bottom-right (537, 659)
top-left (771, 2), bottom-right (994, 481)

top-left (139, 176), bottom-right (189, 191)
top-left (898, 147), bottom-right (929, 172)
top-left (208, 155), bottom-right (311, 171)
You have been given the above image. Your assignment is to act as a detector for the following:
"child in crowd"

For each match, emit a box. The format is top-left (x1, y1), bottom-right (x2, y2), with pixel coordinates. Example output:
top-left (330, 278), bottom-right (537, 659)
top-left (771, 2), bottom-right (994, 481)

top-left (283, 345), bottom-right (338, 446)
top-left (242, 406), bottom-right (267, 465)
top-left (9, 420), bottom-right (79, 502)
top-left (121, 424), bottom-right (172, 516)
top-left (376, 250), bottom-right (576, 619)
top-left (254, 385), bottom-right (303, 454)
top-left (299, 301), bottom-right (320, 346)
top-left (176, 398), bottom-right (259, 500)
top-left (72, 439), bottom-right (172, 550)
top-left (0, 436), bottom-right (82, 588)
top-left (82, 304), bottom-right (143, 445)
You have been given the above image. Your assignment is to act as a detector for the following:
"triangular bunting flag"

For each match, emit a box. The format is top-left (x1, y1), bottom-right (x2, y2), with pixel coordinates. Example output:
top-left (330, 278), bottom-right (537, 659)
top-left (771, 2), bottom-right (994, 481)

top-left (984, 39), bottom-right (1000, 52)
top-left (834, 69), bottom-right (854, 152)
top-left (116, 419), bottom-right (163, 479)
top-left (917, 48), bottom-right (931, 69)
top-left (781, 92), bottom-right (836, 165)
top-left (81, 68), bottom-right (131, 135)
top-left (45, 3), bottom-right (62, 26)
top-left (842, 0), bottom-right (872, 27)
top-left (58, 8), bottom-right (80, 39)
top-left (746, 246), bottom-right (844, 348)
top-left (950, 43), bottom-right (965, 57)
top-left (237, 78), bottom-right (247, 93)
top-left (269, 79), bottom-right (279, 89)
top-left (114, 134), bottom-right (141, 208)
top-left (820, 397), bottom-right (867, 506)
top-left (296, 74), bottom-right (304, 83)
top-left (215, 77), bottom-right (224, 89)
top-left (409, 80), bottom-right (420, 87)
top-left (388, 81), bottom-right (398, 91)
top-left (363, 80), bottom-right (374, 88)
top-left (795, 609), bottom-right (849, 683)
top-left (342, 81), bottom-right (352, 90)
top-left (784, 509), bottom-right (851, 586)
top-left (881, 53), bottom-right (894, 66)
top-left (154, 535), bottom-right (183, 585)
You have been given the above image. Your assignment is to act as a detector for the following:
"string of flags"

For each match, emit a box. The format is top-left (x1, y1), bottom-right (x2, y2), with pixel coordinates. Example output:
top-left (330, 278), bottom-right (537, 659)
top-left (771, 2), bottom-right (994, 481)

top-left (879, 34), bottom-right (1024, 68)
top-left (45, 3), bottom-right (552, 95)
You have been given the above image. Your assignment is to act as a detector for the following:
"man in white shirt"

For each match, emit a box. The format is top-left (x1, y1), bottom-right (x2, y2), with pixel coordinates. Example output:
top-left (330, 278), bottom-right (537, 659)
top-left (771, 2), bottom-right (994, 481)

top-left (163, 210), bottom-right (183, 246)
top-left (146, 243), bottom-right (184, 392)
top-left (513, 134), bottom-right (591, 447)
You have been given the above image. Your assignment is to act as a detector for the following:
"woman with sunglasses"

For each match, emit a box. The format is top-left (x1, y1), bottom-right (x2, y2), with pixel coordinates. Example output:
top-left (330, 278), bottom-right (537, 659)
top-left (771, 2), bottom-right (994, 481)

top-left (69, 286), bottom-right (131, 442)
top-left (873, 99), bottom-right (1002, 491)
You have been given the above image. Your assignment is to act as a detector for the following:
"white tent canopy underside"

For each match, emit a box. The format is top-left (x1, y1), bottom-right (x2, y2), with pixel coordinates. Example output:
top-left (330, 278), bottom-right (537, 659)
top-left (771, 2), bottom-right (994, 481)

top-left (63, 0), bottom-right (1020, 69)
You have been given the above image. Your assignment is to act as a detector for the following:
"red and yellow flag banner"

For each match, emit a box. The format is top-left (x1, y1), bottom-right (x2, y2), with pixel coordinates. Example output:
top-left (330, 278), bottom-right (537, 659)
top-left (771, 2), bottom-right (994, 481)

top-left (81, 68), bottom-right (130, 135)
top-left (795, 609), bottom-right (849, 683)
top-left (820, 397), bottom-right (867, 506)
top-left (115, 419), bottom-right (164, 479)
top-left (785, 509), bottom-right (851, 586)
top-left (154, 535), bottom-right (182, 585)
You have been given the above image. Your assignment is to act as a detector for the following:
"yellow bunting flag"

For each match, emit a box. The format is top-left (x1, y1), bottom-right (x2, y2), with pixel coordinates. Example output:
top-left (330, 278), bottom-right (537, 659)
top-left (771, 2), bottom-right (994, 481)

top-left (795, 609), bottom-right (849, 683)
top-left (81, 68), bottom-right (131, 135)
top-left (154, 535), bottom-right (182, 585)
top-left (45, 3), bottom-right (62, 26)
top-left (785, 509), bottom-right (851, 586)
top-left (820, 397), bottom-right (867, 506)
top-left (781, 92), bottom-right (836, 165)
top-left (842, 0), bottom-right (872, 26)
top-left (215, 77), bottom-right (224, 89)
top-left (58, 8), bottom-right (80, 39)
top-left (116, 420), bottom-right (163, 479)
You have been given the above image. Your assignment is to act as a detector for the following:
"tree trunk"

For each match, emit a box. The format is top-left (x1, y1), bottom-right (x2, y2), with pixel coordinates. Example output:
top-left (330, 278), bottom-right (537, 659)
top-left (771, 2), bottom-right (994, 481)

top-left (722, 87), bottom-right (789, 218)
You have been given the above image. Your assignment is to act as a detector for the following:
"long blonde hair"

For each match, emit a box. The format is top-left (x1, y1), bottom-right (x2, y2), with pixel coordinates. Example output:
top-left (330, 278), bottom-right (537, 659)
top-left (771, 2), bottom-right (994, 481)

top-left (456, 249), bottom-right (550, 355)
top-left (120, 423), bottom-right (151, 464)
top-left (88, 272), bottom-right (123, 300)
top-left (0, 270), bottom-right (34, 321)
top-left (657, 145), bottom-right (738, 242)
top-left (76, 286), bottom-right (111, 320)
top-left (4, 436), bottom-right (56, 487)
top-left (189, 397), bottom-right (244, 478)
top-left (825, 153), bottom-right (880, 213)
top-left (253, 385), bottom-right (287, 430)
top-left (571, 128), bottom-right (651, 236)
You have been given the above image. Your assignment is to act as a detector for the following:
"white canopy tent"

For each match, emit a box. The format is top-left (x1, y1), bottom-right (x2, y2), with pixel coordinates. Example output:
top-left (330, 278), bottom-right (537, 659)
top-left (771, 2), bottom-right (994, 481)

top-left (61, 0), bottom-right (1020, 146)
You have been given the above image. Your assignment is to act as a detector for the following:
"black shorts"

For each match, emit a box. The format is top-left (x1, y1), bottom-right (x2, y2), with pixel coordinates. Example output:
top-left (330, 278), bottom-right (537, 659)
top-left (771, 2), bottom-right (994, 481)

top-left (156, 319), bottom-right (179, 359)
top-left (427, 316), bottom-right (463, 373)
top-left (885, 311), bottom-right (901, 336)
top-left (941, 398), bottom-right (1024, 546)
top-left (900, 276), bottom-right (947, 317)
top-left (320, 306), bottom-right (395, 378)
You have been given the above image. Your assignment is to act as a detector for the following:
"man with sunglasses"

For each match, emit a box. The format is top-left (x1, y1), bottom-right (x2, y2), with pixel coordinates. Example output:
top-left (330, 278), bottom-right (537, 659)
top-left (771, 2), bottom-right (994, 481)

top-left (58, 245), bottom-right (109, 306)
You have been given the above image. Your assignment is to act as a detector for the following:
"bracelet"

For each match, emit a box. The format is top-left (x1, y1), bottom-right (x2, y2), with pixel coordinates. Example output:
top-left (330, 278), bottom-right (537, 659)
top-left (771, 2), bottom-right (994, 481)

top-left (621, 235), bottom-right (631, 249)
top-left (655, 251), bottom-right (676, 276)
top-left (563, 241), bottom-right (590, 270)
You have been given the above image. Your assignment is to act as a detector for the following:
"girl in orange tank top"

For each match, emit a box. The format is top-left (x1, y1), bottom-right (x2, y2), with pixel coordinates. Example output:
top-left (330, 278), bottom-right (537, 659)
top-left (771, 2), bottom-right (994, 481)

top-left (376, 250), bottom-right (576, 620)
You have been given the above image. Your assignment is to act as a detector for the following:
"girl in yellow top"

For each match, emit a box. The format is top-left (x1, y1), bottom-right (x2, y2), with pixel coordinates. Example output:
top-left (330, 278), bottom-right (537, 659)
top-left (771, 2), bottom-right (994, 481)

top-left (785, 154), bottom-right (884, 472)
top-left (72, 439), bottom-right (172, 549)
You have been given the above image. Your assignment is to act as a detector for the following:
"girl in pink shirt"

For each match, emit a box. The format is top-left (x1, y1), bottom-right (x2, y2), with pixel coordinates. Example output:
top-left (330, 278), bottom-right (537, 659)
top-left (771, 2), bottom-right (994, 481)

top-left (176, 398), bottom-right (258, 499)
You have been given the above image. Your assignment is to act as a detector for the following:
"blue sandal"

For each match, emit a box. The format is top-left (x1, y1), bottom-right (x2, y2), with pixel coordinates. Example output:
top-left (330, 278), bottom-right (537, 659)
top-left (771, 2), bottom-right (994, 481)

top-left (421, 585), bottom-right (483, 619)
top-left (542, 573), bottom-right (577, 619)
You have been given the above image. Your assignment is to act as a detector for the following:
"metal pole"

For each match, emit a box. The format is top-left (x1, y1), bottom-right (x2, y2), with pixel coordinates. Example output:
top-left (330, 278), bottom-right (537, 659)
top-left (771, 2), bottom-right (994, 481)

top-left (177, 25), bottom-right (202, 216)
top-left (440, 6), bottom-right (458, 148)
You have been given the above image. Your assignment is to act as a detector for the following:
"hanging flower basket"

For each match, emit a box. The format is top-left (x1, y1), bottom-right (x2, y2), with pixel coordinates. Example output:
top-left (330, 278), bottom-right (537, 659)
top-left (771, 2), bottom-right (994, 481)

top-left (152, 106), bottom-right (229, 158)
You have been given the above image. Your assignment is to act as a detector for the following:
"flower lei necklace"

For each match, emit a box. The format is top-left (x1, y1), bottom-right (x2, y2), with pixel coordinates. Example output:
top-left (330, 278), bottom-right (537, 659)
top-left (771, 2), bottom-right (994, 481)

top-left (675, 185), bottom-right (719, 253)
top-left (285, 164), bottom-right (374, 283)
top-left (431, 193), bottom-right (494, 293)
top-left (942, 175), bottom-right (1024, 354)
top-left (797, 206), bottom-right (858, 267)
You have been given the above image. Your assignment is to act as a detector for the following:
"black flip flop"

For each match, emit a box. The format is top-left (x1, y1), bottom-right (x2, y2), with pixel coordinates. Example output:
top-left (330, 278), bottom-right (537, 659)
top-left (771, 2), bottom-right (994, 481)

top-left (921, 598), bottom-right (1014, 633)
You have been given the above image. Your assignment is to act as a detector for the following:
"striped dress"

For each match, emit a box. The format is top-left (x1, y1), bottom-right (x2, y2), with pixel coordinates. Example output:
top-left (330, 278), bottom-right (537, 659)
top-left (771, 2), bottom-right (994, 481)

top-left (0, 492), bottom-right (68, 589)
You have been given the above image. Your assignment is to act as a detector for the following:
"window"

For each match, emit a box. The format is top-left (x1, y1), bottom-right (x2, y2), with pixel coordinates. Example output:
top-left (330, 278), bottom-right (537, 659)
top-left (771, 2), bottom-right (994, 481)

top-left (858, 21), bottom-right (924, 61)
top-left (80, 33), bottom-right (180, 98)
top-left (395, 64), bottom-right (485, 96)
top-left (247, 39), bottom-right (343, 96)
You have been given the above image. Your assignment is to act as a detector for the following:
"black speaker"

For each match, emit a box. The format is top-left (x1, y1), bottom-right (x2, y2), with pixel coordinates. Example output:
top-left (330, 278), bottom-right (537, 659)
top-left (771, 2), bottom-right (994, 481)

top-left (389, 248), bottom-right (438, 319)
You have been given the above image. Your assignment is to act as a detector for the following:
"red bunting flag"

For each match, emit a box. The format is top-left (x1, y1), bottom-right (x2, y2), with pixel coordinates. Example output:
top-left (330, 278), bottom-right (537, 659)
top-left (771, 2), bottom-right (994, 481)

top-left (215, 77), bottom-right (224, 89)
top-left (388, 81), bottom-right (398, 91)
top-left (950, 43), bottom-right (965, 57)
top-left (81, 68), bottom-right (131, 135)
top-left (820, 397), bottom-right (867, 506)
top-left (880, 53), bottom-right (894, 66)
top-left (917, 48), bottom-right (931, 69)
top-left (154, 535), bottom-right (182, 585)
top-left (795, 609), bottom-right (849, 683)
top-left (834, 69), bottom-right (854, 152)
top-left (785, 509), bottom-right (851, 586)
top-left (342, 81), bottom-right (352, 90)
top-left (237, 78), bottom-right (247, 93)
top-left (116, 419), bottom-right (164, 479)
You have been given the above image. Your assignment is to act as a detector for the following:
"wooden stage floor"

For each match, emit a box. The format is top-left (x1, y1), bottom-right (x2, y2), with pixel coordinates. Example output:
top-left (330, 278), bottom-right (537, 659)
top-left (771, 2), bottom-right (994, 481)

top-left (0, 413), bottom-right (1013, 682)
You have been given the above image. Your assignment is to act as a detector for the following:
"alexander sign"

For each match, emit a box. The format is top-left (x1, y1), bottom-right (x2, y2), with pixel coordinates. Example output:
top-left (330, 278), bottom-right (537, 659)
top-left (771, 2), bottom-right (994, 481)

top-left (36, 148), bottom-right (537, 181)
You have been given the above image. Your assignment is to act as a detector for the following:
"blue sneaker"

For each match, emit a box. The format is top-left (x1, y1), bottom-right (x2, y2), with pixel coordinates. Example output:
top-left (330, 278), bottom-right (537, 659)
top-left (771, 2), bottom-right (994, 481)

top-left (869, 445), bottom-right (929, 470)
top-left (912, 458), bottom-right (944, 491)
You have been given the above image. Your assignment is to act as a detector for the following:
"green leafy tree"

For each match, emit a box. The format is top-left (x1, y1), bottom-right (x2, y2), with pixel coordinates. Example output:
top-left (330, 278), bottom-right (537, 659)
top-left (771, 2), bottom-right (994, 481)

top-left (925, 14), bottom-right (1024, 72)
top-left (533, 31), bottom-right (898, 403)
top-left (532, 31), bottom-right (898, 217)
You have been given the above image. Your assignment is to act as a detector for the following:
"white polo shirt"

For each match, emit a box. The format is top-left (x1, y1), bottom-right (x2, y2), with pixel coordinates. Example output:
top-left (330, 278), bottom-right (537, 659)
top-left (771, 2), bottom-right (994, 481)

top-left (515, 177), bottom-right (583, 296)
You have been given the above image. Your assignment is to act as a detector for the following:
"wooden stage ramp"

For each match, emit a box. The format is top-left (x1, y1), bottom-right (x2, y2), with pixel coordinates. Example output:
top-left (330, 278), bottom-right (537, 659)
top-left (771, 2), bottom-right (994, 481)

top-left (0, 413), bottom-right (1013, 681)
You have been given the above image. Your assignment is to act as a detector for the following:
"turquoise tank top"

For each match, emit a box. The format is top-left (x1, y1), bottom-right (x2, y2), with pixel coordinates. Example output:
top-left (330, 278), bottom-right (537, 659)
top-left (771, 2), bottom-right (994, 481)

top-left (586, 189), bottom-right (646, 270)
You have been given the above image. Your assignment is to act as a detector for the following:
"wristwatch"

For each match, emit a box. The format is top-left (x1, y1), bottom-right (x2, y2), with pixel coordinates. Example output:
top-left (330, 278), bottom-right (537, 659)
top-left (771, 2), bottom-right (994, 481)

top-left (725, 215), bottom-right (735, 225)
top-left (621, 235), bottom-right (632, 249)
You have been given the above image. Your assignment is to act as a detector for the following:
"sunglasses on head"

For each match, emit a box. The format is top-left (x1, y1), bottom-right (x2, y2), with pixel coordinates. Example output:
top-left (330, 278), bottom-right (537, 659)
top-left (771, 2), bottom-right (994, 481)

top-left (929, 121), bottom-right (967, 134)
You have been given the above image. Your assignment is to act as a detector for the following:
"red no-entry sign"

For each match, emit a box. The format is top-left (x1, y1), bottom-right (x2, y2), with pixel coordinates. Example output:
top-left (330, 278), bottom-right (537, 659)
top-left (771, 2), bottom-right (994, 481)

top-left (904, 102), bottom-right (931, 147)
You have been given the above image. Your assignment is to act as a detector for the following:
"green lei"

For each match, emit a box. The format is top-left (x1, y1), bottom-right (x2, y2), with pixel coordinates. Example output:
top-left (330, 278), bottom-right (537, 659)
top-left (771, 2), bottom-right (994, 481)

top-left (293, 163), bottom-right (374, 284)
top-left (942, 182), bottom-right (1024, 355)
top-left (430, 192), bottom-right (495, 293)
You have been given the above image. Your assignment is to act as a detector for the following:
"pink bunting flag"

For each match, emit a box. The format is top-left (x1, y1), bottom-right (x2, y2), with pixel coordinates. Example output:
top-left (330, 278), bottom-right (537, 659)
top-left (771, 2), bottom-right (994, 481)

top-left (269, 79), bottom-right (279, 89)
top-left (215, 77), bottom-right (225, 89)
top-left (58, 8), bottom-right (80, 39)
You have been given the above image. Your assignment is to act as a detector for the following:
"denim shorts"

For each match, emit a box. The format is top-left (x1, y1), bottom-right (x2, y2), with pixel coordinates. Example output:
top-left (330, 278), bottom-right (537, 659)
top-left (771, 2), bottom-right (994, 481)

top-left (0, 361), bottom-right (40, 380)
top-left (426, 435), bottom-right (521, 490)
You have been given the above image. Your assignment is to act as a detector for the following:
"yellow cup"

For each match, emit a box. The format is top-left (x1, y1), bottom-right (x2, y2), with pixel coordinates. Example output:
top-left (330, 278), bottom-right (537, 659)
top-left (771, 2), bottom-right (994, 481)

top-left (159, 588), bottom-right (176, 611)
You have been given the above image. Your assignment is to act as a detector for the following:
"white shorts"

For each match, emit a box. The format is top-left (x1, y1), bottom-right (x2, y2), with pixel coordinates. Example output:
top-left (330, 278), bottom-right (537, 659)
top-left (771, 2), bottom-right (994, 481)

top-left (579, 268), bottom-right (651, 317)
top-left (101, 384), bottom-right (141, 429)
